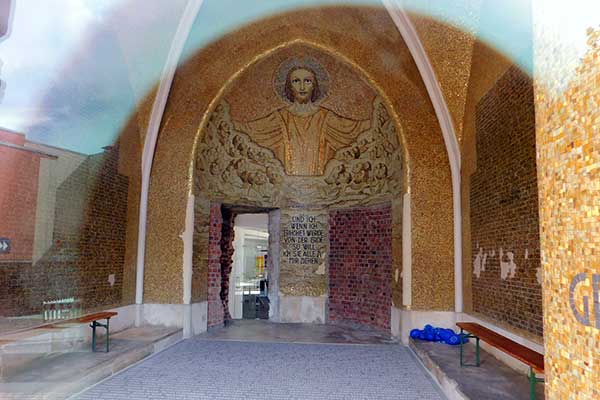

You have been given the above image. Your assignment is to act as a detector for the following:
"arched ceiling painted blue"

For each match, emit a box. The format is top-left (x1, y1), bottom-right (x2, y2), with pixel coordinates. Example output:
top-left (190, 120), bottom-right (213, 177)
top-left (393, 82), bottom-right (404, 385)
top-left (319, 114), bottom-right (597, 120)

top-left (0, 0), bottom-right (535, 155)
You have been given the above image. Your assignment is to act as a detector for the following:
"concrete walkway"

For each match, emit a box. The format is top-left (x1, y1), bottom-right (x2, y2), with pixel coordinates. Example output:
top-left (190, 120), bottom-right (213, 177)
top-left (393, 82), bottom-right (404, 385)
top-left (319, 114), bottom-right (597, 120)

top-left (0, 326), bottom-right (181, 400)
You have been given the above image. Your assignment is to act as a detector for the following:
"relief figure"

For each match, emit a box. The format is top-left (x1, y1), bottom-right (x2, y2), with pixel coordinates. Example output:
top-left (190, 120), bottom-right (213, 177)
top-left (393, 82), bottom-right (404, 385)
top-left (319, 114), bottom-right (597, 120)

top-left (233, 57), bottom-right (371, 176)
top-left (196, 54), bottom-right (402, 208)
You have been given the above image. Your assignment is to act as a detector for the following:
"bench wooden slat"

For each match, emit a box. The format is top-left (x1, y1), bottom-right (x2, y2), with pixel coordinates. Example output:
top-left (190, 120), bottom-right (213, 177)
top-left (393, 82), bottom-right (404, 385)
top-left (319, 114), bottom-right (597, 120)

top-left (0, 311), bottom-right (118, 353)
top-left (76, 312), bottom-right (117, 324)
top-left (457, 322), bottom-right (544, 373)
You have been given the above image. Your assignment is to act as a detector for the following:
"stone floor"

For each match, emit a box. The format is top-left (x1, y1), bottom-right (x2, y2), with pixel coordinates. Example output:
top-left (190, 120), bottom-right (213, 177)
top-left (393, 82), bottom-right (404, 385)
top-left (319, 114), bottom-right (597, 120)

top-left (201, 319), bottom-right (398, 345)
top-left (0, 319), bottom-right (544, 399)
top-left (0, 325), bottom-right (182, 400)
top-left (410, 339), bottom-right (545, 400)
top-left (74, 336), bottom-right (446, 400)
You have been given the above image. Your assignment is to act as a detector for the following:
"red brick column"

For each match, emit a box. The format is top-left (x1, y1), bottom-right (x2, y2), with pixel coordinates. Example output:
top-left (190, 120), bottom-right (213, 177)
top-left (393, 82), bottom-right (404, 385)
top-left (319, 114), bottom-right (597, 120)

top-left (219, 209), bottom-right (236, 322)
top-left (328, 203), bottom-right (392, 331)
top-left (207, 203), bottom-right (223, 327)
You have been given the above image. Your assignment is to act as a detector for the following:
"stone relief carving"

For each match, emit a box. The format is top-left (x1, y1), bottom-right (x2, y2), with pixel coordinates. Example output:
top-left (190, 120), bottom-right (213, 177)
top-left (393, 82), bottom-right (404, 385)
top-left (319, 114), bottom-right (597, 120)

top-left (196, 100), bottom-right (286, 205)
top-left (195, 96), bottom-right (402, 208)
top-left (194, 55), bottom-right (404, 299)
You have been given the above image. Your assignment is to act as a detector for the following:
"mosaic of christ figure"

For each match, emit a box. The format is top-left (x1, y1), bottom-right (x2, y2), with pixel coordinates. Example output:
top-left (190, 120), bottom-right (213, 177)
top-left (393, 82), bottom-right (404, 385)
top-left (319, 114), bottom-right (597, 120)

top-left (234, 57), bottom-right (371, 176)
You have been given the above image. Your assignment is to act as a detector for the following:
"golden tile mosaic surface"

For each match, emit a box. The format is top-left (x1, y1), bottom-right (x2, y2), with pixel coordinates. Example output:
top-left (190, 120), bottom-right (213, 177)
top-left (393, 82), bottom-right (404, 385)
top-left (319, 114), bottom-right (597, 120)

top-left (535, 27), bottom-right (600, 399)
top-left (411, 13), bottom-right (479, 145)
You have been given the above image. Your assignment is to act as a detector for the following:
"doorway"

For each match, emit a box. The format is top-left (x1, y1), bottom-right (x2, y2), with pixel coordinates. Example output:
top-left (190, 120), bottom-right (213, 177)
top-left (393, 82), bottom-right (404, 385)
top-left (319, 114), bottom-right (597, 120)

top-left (228, 213), bottom-right (270, 320)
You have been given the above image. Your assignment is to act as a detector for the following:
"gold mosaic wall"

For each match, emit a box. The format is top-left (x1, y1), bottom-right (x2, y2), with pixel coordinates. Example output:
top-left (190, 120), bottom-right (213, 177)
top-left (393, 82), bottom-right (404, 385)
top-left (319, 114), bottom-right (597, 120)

top-left (391, 198), bottom-right (403, 307)
top-left (535, 28), bottom-right (600, 399)
top-left (143, 6), bottom-right (455, 309)
top-left (410, 12), bottom-right (479, 145)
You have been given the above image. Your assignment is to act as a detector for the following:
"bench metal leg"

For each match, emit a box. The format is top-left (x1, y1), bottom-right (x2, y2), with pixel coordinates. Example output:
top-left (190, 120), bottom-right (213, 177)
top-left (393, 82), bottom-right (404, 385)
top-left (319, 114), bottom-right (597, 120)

top-left (460, 328), bottom-right (464, 366)
top-left (106, 318), bottom-right (110, 353)
top-left (475, 337), bottom-right (480, 366)
top-left (460, 328), bottom-right (465, 367)
top-left (459, 328), bottom-right (480, 367)
top-left (90, 322), bottom-right (97, 352)
top-left (528, 367), bottom-right (544, 400)
top-left (90, 319), bottom-right (111, 353)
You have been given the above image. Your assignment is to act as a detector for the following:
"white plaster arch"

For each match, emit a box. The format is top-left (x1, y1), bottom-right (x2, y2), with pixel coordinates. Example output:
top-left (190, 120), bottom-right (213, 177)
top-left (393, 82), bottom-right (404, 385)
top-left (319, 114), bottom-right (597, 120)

top-left (382, 0), bottom-right (463, 313)
top-left (135, 0), bottom-right (464, 313)
top-left (135, 0), bottom-right (205, 308)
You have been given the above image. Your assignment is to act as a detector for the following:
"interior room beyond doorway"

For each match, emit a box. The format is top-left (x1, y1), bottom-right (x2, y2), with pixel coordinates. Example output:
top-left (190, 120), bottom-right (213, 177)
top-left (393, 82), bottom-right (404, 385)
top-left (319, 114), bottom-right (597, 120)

top-left (229, 213), bottom-right (270, 321)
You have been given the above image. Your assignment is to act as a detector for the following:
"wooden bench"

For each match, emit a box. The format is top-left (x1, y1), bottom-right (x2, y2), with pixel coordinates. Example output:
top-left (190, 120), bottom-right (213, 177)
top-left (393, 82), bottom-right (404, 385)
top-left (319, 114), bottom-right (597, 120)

top-left (0, 312), bottom-right (118, 355)
top-left (76, 312), bottom-right (118, 353)
top-left (456, 322), bottom-right (544, 400)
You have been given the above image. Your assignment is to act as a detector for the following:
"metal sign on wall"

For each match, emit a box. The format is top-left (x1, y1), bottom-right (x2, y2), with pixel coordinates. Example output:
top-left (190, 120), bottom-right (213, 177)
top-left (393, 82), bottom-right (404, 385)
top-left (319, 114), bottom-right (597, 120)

top-left (0, 238), bottom-right (10, 254)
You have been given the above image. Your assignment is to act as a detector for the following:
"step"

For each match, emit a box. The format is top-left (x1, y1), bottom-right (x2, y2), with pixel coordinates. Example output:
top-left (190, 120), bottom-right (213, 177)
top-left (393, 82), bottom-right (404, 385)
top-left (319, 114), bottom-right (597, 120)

top-left (0, 326), bottom-right (183, 400)
top-left (0, 323), bottom-right (95, 378)
top-left (409, 338), bottom-right (544, 400)
top-left (0, 324), bottom-right (90, 354)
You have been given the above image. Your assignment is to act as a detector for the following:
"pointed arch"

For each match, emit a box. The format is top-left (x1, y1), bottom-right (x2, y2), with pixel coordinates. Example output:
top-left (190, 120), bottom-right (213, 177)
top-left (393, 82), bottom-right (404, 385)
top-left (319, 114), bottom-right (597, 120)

top-left (135, 1), bottom-right (463, 313)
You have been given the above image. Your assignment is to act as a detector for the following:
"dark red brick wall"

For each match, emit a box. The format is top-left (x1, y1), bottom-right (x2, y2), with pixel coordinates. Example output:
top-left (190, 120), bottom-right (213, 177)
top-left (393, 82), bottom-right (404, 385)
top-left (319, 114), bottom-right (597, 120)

top-left (207, 203), bottom-right (224, 327)
top-left (0, 145), bottom-right (129, 316)
top-left (52, 146), bottom-right (129, 310)
top-left (0, 130), bottom-right (42, 262)
top-left (0, 262), bottom-right (42, 315)
top-left (219, 209), bottom-right (235, 322)
top-left (328, 203), bottom-right (392, 331)
top-left (470, 66), bottom-right (542, 336)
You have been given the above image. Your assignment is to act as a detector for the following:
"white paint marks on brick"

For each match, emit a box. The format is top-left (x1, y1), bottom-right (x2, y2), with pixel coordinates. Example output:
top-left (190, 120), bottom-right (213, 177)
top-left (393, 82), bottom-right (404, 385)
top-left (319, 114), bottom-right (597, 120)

top-left (108, 274), bottom-right (115, 287)
top-left (473, 246), bottom-right (488, 278)
top-left (536, 267), bottom-right (542, 285)
top-left (395, 268), bottom-right (400, 282)
top-left (499, 248), bottom-right (517, 280)
top-left (525, 248), bottom-right (529, 259)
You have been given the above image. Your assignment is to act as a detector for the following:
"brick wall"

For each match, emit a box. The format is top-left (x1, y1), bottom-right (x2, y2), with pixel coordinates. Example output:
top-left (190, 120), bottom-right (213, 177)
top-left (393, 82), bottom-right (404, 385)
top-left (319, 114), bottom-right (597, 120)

top-left (328, 203), bottom-right (392, 331)
top-left (219, 209), bottom-right (235, 322)
top-left (0, 262), bottom-right (42, 315)
top-left (470, 66), bottom-right (542, 336)
top-left (0, 131), bottom-right (43, 262)
top-left (53, 146), bottom-right (129, 309)
top-left (207, 203), bottom-right (223, 327)
top-left (0, 145), bottom-right (129, 316)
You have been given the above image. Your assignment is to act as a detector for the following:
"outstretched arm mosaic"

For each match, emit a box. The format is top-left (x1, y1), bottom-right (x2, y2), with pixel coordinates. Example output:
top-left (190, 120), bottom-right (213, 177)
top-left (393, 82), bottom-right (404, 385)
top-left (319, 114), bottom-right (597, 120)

top-left (195, 56), bottom-right (403, 208)
top-left (196, 95), bottom-right (402, 208)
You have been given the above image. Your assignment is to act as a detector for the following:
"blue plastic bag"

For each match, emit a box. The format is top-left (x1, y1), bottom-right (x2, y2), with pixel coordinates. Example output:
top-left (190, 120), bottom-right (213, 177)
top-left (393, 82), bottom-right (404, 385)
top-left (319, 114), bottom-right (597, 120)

top-left (409, 325), bottom-right (469, 345)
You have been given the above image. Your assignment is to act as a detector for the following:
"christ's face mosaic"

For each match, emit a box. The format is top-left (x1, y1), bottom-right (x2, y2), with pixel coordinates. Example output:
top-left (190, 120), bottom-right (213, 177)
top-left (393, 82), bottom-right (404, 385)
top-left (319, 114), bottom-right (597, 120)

top-left (288, 68), bottom-right (315, 104)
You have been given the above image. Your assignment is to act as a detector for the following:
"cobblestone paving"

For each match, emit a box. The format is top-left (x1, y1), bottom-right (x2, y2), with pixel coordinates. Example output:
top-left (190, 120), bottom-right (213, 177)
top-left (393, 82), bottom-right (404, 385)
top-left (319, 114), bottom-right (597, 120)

top-left (74, 338), bottom-right (445, 400)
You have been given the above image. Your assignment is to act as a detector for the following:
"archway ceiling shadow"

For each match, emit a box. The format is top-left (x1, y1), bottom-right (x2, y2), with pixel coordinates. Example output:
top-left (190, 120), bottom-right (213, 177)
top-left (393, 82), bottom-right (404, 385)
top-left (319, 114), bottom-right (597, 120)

top-left (136, 4), bottom-right (460, 312)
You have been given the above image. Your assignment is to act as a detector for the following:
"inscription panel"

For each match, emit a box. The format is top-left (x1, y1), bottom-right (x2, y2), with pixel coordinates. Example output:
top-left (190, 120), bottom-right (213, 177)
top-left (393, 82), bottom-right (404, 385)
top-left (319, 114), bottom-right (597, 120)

top-left (279, 209), bottom-right (328, 296)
